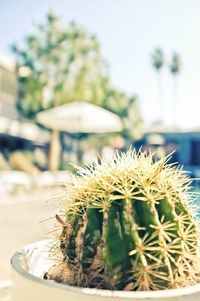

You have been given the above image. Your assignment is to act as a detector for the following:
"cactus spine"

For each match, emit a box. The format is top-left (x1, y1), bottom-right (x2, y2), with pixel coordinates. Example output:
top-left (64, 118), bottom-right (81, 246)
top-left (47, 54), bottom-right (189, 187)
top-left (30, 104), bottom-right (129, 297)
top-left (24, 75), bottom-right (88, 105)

top-left (49, 150), bottom-right (200, 291)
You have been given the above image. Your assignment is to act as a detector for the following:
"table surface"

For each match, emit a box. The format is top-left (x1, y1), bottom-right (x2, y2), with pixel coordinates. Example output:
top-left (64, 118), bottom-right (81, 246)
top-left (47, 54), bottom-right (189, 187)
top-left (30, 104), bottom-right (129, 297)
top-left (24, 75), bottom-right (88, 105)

top-left (0, 281), bottom-right (12, 301)
top-left (0, 187), bottom-right (64, 300)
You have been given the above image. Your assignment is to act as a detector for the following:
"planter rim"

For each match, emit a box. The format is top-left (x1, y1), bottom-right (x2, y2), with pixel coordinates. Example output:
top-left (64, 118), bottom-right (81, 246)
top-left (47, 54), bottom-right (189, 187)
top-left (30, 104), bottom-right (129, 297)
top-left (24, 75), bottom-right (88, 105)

top-left (11, 240), bottom-right (200, 299)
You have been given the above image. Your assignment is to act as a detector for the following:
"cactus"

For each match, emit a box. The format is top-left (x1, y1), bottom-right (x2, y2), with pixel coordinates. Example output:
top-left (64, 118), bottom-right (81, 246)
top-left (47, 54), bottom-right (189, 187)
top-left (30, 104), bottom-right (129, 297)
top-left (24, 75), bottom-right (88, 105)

top-left (48, 150), bottom-right (200, 291)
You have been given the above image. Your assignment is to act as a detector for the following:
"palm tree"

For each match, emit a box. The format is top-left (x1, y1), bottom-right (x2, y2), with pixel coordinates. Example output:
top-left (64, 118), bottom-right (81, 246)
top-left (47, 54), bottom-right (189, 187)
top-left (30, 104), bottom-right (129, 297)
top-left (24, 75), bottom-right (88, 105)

top-left (170, 52), bottom-right (181, 125)
top-left (152, 48), bottom-right (165, 121)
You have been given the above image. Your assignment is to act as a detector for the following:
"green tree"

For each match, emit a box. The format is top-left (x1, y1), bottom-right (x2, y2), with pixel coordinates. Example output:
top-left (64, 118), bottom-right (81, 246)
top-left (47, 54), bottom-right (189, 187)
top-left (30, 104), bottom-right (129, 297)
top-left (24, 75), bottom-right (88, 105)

top-left (12, 12), bottom-right (108, 118)
top-left (12, 12), bottom-right (142, 141)
top-left (170, 52), bottom-right (181, 125)
top-left (103, 84), bottom-right (143, 141)
top-left (152, 48), bottom-right (165, 121)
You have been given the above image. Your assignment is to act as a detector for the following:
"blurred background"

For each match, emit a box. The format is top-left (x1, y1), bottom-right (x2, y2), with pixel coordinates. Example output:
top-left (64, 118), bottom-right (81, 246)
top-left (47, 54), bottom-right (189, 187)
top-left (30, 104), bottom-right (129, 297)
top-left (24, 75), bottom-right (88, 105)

top-left (1, 0), bottom-right (200, 291)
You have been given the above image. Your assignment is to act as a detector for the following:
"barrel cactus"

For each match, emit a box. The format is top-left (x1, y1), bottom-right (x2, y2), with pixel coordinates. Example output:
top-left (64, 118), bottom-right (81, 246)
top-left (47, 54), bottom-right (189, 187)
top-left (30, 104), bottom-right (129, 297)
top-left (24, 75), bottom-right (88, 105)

top-left (47, 150), bottom-right (200, 291)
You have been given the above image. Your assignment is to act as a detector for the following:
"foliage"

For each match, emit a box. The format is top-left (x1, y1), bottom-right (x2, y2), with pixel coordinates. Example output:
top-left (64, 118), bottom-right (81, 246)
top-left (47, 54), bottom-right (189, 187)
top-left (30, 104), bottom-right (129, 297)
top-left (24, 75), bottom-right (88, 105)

top-left (47, 150), bottom-right (200, 291)
top-left (103, 86), bottom-right (143, 141)
top-left (169, 52), bottom-right (181, 125)
top-left (151, 48), bottom-right (165, 121)
top-left (170, 52), bottom-right (181, 75)
top-left (12, 12), bottom-right (142, 140)
top-left (12, 12), bottom-right (108, 117)
top-left (152, 48), bottom-right (164, 71)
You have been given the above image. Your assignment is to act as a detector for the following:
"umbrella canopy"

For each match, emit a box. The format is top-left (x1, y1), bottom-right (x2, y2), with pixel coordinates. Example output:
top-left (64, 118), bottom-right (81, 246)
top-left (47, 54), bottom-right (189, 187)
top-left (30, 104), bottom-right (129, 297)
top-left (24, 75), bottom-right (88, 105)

top-left (36, 102), bottom-right (122, 133)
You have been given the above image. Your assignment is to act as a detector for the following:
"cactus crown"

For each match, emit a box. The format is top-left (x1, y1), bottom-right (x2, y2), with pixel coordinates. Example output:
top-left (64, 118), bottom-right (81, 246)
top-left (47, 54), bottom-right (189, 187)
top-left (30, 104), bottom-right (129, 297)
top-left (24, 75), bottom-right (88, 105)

top-left (49, 150), bottom-right (200, 291)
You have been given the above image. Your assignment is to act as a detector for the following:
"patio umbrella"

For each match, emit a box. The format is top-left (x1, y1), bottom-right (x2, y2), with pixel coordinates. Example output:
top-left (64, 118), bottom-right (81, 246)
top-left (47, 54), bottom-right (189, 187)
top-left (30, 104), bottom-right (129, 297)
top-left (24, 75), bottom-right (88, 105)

top-left (36, 102), bottom-right (123, 170)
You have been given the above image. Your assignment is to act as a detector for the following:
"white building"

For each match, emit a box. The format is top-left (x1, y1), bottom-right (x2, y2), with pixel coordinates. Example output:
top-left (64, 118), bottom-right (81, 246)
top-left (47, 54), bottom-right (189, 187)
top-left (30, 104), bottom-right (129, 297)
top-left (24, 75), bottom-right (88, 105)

top-left (0, 54), bottom-right (50, 147)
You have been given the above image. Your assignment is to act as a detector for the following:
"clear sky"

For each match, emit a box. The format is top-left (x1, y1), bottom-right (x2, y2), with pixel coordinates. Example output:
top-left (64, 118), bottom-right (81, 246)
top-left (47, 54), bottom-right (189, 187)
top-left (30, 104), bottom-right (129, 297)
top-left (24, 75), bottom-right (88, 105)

top-left (1, 0), bottom-right (200, 128)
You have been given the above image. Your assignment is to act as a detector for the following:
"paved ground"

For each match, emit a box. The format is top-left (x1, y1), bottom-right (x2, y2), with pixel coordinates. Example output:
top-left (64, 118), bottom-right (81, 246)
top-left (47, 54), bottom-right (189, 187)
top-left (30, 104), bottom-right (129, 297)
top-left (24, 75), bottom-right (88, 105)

top-left (0, 189), bottom-right (64, 281)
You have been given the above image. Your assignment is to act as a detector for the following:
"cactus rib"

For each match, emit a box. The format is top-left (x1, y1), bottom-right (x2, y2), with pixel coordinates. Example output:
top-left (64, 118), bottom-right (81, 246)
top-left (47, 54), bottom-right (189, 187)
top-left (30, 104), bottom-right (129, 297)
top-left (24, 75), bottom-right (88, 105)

top-left (48, 150), bottom-right (200, 291)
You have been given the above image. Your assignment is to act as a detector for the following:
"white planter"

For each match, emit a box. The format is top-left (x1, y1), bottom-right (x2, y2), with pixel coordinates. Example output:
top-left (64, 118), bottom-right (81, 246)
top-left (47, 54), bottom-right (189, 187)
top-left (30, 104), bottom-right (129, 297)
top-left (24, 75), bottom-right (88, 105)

top-left (11, 239), bottom-right (200, 301)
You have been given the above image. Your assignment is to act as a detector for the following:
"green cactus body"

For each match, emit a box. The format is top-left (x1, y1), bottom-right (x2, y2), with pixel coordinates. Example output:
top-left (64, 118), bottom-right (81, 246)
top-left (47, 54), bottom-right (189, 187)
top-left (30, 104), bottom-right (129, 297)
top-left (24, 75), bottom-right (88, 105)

top-left (50, 151), bottom-right (200, 291)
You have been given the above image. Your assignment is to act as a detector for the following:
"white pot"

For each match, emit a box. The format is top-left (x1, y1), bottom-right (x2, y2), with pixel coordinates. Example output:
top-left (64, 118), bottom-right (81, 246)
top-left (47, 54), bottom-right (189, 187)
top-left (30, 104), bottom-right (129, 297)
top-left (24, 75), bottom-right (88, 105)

top-left (11, 239), bottom-right (200, 301)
